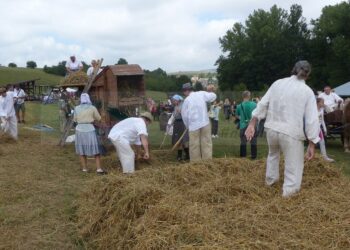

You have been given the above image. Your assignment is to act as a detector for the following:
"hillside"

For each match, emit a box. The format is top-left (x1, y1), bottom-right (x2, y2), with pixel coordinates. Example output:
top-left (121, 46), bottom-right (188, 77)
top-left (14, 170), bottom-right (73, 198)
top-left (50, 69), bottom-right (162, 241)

top-left (169, 68), bottom-right (217, 76)
top-left (0, 67), bottom-right (63, 86)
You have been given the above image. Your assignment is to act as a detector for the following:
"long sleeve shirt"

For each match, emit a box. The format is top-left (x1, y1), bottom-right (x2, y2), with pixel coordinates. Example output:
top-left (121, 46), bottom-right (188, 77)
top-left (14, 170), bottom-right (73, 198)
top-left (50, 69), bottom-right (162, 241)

top-left (0, 92), bottom-right (16, 117)
top-left (108, 117), bottom-right (148, 145)
top-left (318, 92), bottom-right (343, 108)
top-left (252, 75), bottom-right (320, 144)
top-left (181, 91), bottom-right (217, 131)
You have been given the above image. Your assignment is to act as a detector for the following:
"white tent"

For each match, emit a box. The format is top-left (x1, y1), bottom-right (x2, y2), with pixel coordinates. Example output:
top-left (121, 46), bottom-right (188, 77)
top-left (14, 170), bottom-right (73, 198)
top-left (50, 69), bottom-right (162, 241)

top-left (334, 82), bottom-right (350, 97)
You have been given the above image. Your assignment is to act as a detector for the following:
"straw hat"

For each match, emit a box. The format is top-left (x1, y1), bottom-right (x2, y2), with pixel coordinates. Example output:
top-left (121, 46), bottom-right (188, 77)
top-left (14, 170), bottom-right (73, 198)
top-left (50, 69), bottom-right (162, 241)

top-left (140, 112), bottom-right (153, 122)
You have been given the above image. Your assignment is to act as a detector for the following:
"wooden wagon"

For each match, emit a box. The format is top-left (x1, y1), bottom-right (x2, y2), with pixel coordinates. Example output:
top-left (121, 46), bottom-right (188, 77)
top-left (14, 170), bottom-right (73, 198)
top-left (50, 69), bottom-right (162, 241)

top-left (60, 64), bottom-right (146, 130)
top-left (324, 110), bottom-right (344, 143)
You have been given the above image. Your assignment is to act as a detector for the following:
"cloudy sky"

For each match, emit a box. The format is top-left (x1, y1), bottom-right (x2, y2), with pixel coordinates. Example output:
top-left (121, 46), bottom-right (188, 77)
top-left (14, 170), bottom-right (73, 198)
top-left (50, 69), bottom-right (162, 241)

top-left (0, 0), bottom-right (344, 72)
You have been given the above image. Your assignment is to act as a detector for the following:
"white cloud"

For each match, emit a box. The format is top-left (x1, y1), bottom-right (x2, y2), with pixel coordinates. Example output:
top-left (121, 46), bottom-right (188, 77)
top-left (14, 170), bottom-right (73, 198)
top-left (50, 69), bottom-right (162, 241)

top-left (0, 0), bottom-right (344, 71)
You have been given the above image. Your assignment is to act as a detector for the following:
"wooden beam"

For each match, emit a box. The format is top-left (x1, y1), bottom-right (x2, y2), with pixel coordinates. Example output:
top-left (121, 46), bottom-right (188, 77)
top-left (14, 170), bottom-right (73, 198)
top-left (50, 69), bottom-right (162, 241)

top-left (58, 59), bottom-right (103, 146)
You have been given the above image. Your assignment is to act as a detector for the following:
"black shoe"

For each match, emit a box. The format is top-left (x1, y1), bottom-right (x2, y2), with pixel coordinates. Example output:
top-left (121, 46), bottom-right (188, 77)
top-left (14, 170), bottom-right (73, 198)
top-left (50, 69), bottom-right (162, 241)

top-left (177, 150), bottom-right (183, 161)
top-left (184, 148), bottom-right (190, 160)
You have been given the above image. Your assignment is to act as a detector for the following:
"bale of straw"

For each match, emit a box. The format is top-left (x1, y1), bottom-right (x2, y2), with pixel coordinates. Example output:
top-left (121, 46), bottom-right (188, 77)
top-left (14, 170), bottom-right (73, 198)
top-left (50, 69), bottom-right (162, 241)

top-left (76, 157), bottom-right (350, 249)
top-left (60, 71), bottom-right (88, 87)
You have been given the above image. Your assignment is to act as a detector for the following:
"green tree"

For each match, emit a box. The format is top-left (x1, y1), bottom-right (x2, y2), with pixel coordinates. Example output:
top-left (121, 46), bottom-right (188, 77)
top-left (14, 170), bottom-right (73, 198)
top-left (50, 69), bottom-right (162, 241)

top-left (216, 4), bottom-right (309, 91)
top-left (43, 61), bottom-right (67, 76)
top-left (170, 75), bottom-right (191, 91)
top-left (194, 82), bottom-right (203, 91)
top-left (116, 58), bottom-right (128, 65)
top-left (26, 61), bottom-right (37, 69)
top-left (309, 2), bottom-right (350, 88)
top-left (82, 61), bottom-right (89, 72)
top-left (8, 62), bottom-right (17, 68)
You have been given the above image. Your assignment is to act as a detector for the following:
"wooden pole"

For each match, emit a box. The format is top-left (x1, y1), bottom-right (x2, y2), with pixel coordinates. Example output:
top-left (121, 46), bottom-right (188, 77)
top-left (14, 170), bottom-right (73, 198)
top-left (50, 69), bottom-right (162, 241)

top-left (171, 129), bottom-right (188, 151)
top-left (58, 58), bottom-right (103, 146)
top-left (159, 133), bottom-right (168, 149)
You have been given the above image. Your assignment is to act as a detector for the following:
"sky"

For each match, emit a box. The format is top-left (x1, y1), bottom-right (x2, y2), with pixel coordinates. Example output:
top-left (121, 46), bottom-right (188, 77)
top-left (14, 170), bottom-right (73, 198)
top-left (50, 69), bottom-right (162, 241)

top-left (0, 0), bottom-right (344, 72)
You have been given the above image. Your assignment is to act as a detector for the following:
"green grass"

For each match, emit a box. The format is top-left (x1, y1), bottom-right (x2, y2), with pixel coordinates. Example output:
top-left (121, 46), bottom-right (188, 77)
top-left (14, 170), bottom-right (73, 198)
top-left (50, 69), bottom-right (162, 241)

top-left (24, 102), bottom-right (350, 174)
top-left (145, 90), bottom-right (168, 101)
top-left (0, 67), bottom-right (63, 86)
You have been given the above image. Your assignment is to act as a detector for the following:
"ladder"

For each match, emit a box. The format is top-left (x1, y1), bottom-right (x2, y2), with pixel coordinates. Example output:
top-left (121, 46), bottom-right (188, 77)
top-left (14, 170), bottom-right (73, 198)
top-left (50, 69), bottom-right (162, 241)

top-left (58, 58), bottom-right (103, 146)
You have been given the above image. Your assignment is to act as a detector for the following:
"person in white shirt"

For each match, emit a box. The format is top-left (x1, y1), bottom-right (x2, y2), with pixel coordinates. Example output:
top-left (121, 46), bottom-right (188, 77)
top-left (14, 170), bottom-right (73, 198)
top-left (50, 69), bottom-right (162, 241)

top-left (318, 86), bottom-right (343, 112)
top-left (65, 55), bottom-right (83, 75)
top-left (181, 83), bottom-right (217, 161)
top-left (316, 97), bottom-right (334, 162)
top-left (14, 85), bottom-right (27, 123)
top-left (108, 112), bottom-right (152, 173)
top-left (245, 60), bottom-right (320, 198)
top-left (86, 59), bottom-right (102, 77)
top-left (0, 87), bottom-right (18, 139)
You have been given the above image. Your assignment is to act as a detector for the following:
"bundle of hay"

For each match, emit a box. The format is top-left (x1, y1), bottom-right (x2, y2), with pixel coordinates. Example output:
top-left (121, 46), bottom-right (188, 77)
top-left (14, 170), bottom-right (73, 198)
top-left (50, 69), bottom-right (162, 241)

top-left (76, 158), bottom-right (350, 249)
top-left (60, 71), bottom-right (88, 86)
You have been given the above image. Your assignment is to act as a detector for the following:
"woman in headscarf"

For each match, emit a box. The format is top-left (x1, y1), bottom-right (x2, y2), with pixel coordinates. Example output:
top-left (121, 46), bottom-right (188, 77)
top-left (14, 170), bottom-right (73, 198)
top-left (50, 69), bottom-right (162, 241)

top-left (73, 93), bottom-right (106, 174)
top-left (168, 94), bottom-right (189, 161)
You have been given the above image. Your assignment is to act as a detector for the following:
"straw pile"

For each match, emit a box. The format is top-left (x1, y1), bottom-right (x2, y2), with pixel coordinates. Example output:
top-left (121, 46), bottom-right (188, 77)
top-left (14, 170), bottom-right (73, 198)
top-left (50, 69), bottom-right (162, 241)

top-left (76, 157), bottom-right (350, 249)
top-left (60, 71), bottom-right (88, 86)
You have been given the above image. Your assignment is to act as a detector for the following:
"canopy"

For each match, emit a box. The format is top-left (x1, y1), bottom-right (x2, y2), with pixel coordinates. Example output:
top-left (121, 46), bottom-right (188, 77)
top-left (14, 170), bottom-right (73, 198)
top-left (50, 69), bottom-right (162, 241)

top-left (334, 82), bottom-right (350, 97)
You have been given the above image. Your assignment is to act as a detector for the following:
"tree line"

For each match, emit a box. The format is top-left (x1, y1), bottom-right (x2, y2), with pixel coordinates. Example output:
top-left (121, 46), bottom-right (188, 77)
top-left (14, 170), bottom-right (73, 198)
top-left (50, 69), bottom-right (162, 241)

top-left (216, 2), bottom-right (350, 91)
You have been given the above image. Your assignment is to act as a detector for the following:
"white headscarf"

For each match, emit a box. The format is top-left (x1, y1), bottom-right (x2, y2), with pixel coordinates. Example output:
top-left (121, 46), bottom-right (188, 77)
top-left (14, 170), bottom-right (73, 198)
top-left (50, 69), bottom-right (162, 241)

top-left (80, 93), bottom-right (92, 104)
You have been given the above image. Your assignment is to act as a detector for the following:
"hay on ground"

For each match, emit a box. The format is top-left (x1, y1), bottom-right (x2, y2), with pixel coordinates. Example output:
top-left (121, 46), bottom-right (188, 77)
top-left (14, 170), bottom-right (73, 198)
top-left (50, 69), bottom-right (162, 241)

top-left (76, 157), bottom-right (350, 249)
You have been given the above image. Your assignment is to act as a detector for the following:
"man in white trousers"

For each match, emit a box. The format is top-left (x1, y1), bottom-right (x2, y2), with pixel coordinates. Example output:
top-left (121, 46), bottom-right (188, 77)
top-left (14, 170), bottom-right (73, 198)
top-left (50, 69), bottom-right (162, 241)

top-left (245, 61), bottom-right (320, 198)
top-left (108, 112), bottom-right (152, 173)
top-left (0, 87), bottom-right (18, 139)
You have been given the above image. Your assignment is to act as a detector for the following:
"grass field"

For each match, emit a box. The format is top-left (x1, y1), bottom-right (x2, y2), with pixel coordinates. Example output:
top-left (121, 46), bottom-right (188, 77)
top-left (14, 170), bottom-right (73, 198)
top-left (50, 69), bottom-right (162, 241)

top-left (145, 90), bottom-right (168, 101)
top-left (0, 101), bottom-right (349, 249)
top-left (0, 67), bottom-right (63, 86)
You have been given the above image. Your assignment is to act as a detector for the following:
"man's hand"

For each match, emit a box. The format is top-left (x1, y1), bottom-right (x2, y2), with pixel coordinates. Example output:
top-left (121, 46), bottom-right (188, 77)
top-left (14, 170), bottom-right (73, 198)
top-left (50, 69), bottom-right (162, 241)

top-left (143, 152), bottom-right (150, 160)
top-left (245, 124), bottom-right (256, 141)
top-left (305, 142), bottom-right (315, 161)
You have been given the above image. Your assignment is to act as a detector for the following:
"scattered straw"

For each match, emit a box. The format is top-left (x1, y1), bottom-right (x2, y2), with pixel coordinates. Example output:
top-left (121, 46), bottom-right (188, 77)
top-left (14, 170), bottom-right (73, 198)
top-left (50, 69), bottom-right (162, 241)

top-left (76, 157), bottom-right (350, 249)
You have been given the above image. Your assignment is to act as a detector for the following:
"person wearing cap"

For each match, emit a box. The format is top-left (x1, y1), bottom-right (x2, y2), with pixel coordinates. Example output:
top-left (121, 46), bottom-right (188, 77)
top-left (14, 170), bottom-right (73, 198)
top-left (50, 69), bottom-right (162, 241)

top-left (73, 93), bottom-right (106, 174)
top-left (181, 82), bottom-right (217, 161)
top-left (245, 60), bottom-right (320, 198)
top-left (108, 112), bottom-right (152, 173)
top-left (168, 94), bottom-right (189, 161)
top-left (0, 87), bottom-right (17, 139)
top-left (65, 55), bottom-right (83, 75)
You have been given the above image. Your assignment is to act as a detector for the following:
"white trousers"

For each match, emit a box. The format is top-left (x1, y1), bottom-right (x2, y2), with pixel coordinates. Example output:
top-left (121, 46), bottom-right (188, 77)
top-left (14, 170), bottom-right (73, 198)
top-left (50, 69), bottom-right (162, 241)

top-left (111, 139), bottom-right (135, 173)
top-left (266, 129), bottom-right (304, 197)
top-left (1, 116), bottom-right (17, 140)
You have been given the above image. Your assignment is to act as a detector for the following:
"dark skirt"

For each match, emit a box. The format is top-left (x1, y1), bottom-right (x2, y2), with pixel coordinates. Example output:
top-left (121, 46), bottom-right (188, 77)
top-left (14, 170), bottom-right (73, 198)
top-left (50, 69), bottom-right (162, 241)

top-left (172, 119), bottom-right (189, 147)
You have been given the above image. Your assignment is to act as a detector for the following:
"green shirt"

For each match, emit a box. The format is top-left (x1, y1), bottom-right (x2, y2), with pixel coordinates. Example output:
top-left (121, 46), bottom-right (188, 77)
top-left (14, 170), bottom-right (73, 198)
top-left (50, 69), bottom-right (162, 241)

top-left (235, 101), bottom-right (257, 129)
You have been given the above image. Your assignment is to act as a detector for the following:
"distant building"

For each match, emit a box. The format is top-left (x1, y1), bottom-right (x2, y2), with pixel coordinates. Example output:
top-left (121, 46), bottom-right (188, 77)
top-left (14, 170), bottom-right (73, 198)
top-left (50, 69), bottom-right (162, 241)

top-left (191, 75), bottom-right (218, 88)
